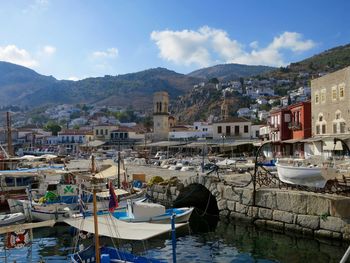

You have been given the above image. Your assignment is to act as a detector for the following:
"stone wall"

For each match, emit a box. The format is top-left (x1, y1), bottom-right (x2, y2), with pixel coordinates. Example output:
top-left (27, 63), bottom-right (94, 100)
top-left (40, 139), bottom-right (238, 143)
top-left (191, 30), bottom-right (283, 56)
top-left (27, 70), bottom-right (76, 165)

top-left (147, 174), bottom-right (350, 241)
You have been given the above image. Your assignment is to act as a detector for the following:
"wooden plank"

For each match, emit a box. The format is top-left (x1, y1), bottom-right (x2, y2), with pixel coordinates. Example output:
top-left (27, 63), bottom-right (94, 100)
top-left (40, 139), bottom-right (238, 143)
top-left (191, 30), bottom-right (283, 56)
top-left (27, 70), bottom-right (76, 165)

top-left (0, 220), bottom-right (55, 234)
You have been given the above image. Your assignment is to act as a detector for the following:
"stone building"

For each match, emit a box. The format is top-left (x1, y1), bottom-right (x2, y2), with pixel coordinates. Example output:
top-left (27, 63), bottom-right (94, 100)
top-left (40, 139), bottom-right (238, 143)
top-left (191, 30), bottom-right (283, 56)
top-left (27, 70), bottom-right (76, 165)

top-left (153, 91), bottom-right (169, 141)
top-left (311, 66), bottom-right (350, 150)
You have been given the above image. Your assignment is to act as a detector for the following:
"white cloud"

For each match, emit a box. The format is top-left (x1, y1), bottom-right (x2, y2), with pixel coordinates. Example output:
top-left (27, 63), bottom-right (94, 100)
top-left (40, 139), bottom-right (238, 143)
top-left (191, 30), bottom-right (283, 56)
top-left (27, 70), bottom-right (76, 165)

top-left (0, 45), bottom-right (38, 67)
top-left (151, 26), bottom-right (316, 67)
top-left (92, 48), bottom-right (118, 59)
top-left (40, 45), bottom-right (56, 56)
top-left (22, 0), bottom-right (49, 14)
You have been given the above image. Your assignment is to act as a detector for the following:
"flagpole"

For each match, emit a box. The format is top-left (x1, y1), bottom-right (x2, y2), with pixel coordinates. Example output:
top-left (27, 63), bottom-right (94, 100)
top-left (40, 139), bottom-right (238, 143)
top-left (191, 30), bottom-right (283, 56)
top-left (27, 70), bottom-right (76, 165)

top-left (91, 155), bottom-right (100, 263)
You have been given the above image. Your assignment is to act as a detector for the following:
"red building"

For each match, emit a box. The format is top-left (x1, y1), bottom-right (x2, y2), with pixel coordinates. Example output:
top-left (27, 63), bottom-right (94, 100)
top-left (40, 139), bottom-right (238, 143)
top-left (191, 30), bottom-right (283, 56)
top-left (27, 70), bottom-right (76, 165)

top-left (286, 100), bottom-right (311, 157)
top-left (268, 107), bottom-right (291, 156)
top-left (268, 101), bottom-right (312, 157)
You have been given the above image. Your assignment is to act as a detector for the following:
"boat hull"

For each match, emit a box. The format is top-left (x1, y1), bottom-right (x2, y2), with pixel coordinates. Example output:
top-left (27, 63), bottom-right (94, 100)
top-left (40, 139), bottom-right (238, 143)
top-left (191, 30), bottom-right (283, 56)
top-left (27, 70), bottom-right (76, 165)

top-left (276, 163), bottom-right (336, 188)
top-left (0, 212), bottom-right (26, 226)
top-left (115, 207), bottom-right (194, 224)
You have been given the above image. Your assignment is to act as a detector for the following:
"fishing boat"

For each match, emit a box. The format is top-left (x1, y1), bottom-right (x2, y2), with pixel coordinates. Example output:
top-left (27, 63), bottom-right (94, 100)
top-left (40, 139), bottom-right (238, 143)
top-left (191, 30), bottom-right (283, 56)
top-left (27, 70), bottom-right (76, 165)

top-left (114, 201), bottom-right (193, 223)
top-left (67, 156), bottom-right (183, 263)
top-left (275, 160), bottom-right (337, 188)
top-left (0, 212), bottom-right (26, 226)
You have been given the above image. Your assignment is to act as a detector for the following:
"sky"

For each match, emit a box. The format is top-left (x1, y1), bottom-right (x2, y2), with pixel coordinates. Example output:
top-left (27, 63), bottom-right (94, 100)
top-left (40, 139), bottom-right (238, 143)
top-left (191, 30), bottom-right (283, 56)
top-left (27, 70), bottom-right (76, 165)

top-left (0, 0), bottom-right (349, 80)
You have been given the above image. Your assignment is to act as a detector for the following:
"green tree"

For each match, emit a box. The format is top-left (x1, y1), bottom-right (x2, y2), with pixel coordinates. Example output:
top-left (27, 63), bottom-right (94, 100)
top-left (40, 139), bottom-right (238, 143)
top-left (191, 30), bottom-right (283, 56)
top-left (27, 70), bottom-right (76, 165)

top-left (44, 121), bottom-right (62, 136)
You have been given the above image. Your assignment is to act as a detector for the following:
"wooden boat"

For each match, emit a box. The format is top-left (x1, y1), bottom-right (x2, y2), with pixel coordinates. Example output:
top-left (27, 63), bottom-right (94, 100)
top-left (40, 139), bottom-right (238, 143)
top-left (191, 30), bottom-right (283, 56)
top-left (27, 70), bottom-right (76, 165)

top-left (0, 212), bottom-right (26, 226)
top-left (114, 201), bottom-right (194, 223)
top-left (275, 161), bottom-right (337, 188)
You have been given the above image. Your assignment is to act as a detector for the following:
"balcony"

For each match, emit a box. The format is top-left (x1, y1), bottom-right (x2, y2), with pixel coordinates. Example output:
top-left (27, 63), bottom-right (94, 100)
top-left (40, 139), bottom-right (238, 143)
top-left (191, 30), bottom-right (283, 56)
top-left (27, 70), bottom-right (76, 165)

top-left (268, 123), bottom-right (280, 131)
top-left (288, 122), bottom-right (302, 131)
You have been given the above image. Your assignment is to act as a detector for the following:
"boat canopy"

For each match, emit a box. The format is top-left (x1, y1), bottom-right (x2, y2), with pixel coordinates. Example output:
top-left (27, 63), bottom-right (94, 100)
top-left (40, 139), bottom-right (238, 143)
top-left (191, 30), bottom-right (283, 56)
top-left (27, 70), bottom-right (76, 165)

top-left (64, 214), bottom-right (187, 241)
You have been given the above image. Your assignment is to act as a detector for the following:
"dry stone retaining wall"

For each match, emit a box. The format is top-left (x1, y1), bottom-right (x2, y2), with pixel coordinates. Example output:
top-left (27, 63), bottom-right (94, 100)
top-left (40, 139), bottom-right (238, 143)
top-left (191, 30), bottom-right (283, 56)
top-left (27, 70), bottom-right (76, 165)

top-left (147, 174), bottom-right (350, 240)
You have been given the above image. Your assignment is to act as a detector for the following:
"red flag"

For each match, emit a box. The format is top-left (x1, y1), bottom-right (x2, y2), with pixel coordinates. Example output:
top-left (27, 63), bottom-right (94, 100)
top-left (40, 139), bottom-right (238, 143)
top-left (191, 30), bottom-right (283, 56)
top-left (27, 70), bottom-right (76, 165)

top-left (108, 181), bottom-right (118, 212)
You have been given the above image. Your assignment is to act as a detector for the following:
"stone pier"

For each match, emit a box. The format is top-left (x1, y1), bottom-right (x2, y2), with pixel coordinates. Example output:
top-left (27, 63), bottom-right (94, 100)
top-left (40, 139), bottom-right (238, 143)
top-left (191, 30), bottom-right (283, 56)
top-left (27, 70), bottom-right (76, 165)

top-left (147, 173), bottom-right (350, 241)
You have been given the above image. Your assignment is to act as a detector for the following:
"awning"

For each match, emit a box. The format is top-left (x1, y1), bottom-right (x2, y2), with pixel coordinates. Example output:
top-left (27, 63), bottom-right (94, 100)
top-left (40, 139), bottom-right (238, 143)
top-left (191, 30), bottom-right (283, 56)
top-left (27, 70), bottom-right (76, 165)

top-left (64, 214), bottom-right (187, 240)
top-left (301, 137), bottom-right (324, 143)
top-left (146, 141), bottom-right (187, 147)
top-left (282, 139), bottom-right (302, 144)
top-left (81, 140), bottom-right (105, 148)
top-left (323, 140), bottom-right (343, 151)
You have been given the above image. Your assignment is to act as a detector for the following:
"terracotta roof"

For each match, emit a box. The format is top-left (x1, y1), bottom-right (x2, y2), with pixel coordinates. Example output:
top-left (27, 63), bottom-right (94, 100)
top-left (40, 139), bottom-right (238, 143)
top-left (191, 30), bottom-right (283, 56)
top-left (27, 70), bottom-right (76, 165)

top-left (59, 129), bottom-right (92, 135)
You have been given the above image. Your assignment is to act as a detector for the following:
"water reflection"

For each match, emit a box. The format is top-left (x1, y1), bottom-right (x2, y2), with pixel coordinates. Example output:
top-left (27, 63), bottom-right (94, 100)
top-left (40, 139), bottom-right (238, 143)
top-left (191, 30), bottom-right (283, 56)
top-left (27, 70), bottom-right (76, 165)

top-left (0, 218), bottom-right (348, 262)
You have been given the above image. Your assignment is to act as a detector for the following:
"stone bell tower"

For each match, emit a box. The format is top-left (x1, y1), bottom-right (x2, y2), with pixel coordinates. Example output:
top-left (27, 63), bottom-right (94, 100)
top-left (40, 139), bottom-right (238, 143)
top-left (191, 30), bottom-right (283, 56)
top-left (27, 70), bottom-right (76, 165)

top-left (153, 91), bottom-right (169, 141)
top-left (221, 98), bottom-right (230, 120)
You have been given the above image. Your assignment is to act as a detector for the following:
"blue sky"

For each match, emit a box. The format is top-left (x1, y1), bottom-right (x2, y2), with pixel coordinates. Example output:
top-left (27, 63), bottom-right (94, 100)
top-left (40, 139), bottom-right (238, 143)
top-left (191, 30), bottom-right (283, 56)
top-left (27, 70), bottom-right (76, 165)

top-left (0, 0), bottom-right (349, 80)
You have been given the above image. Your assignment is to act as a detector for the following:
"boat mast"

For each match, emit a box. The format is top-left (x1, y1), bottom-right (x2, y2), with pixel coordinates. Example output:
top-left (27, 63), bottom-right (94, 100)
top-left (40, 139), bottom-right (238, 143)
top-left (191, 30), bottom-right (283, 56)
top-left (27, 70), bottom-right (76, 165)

top-left (91, 155), bottom-right (101, 263)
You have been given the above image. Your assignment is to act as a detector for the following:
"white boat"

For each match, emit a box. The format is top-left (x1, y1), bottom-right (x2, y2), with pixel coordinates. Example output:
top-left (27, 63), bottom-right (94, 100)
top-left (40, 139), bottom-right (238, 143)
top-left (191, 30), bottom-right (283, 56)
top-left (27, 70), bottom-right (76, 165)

top-left (0, 212), bottom-right (26, 226)
top-left (114, 201), bottom-right (194, 223)
top-left (275, 161), bottom-right (337, 188)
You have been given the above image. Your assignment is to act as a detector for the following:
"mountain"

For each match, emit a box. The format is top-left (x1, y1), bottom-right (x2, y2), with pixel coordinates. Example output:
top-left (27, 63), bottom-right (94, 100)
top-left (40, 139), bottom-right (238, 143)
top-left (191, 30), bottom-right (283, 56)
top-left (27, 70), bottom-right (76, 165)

top-left (172, 43), bottom-right (350, 123)
top-left (266, 43), bottom-right (350, 79)
top-left (188, 63), bottom-right (275, 81)
top-left (0, 62), bottom-right (273, 110)
top-left (0, 63), bottom-right (199, 108)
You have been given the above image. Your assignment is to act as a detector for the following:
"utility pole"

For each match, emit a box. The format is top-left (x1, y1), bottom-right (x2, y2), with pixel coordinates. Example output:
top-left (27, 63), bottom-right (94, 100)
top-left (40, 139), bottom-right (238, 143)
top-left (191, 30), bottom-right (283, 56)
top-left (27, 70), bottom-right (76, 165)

top-left (6, 112), bottom-right (13, 156)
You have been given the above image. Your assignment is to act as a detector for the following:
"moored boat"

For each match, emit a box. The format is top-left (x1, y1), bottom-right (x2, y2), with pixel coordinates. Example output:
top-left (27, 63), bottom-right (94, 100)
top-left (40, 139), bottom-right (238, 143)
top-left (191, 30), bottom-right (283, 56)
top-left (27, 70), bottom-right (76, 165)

top-left (275, 161), bottom-right (337, 188)
top-left (114, 201), bottom-right (193, 223)
top-left (0, 212), bottom-right (26, 226)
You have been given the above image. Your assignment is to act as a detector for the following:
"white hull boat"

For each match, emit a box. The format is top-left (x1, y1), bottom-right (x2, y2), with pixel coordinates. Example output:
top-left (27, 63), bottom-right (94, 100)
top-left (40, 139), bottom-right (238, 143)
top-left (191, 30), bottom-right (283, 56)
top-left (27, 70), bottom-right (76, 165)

top-left (0, 212), bottom-right (26, 226)
top-left (275, 162), bottom-right (337, 188)
top-left (114, 201), bottom-right (194, 223)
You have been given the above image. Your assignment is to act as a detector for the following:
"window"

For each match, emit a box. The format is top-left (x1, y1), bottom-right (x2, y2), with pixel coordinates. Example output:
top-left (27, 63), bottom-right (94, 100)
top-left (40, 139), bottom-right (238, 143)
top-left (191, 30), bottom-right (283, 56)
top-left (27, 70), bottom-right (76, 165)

top-left (316, 125), bottom-right (320, 135)
top-left (332, 86), bottom-right (337, 101)
top-left (217, 126), bottom-right (222, 134)
top-left (226, 126), bottom-right (231, 135)
top-left (321, 89), bottom-right (326, 103)
top-left (339, 83), bottom-right (345, 99)
top-left (96, 130), bottom-right (99, 135)
top-left (234, 125), bottom-right (240, 135)
top-left (340, 123), bottom-right (346, 133)
top-left (100, 129), bottom-right (103, 135)
top-left (319, 115), bottom-right (323, 122)
top-left (105, 129), bottom-right (108, 135)
top-left (322, 124), bottom-right (326, 134)
top-left (315, 92), bottom-right (319, 104)
top-left (255, 130), bottom-right (259, 137)
top-left (244, 125), bottom-right (249, 133)
top-left (333, 123), bottom-right (337, 134)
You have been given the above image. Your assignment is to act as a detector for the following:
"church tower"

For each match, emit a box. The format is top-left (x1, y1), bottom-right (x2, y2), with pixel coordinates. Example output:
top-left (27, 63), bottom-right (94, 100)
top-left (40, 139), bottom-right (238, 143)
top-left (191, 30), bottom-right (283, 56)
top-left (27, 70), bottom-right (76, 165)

top-left (153, 91), bottom-right (169, 141)
top-left (221, 98), bottom-right (230, 120)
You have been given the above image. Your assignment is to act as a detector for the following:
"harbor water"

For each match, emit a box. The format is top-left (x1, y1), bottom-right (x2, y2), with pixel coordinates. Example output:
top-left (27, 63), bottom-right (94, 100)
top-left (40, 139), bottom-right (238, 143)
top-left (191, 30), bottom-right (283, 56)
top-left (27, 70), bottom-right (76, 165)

top-left (0, 214), bottom-right (348, 263)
